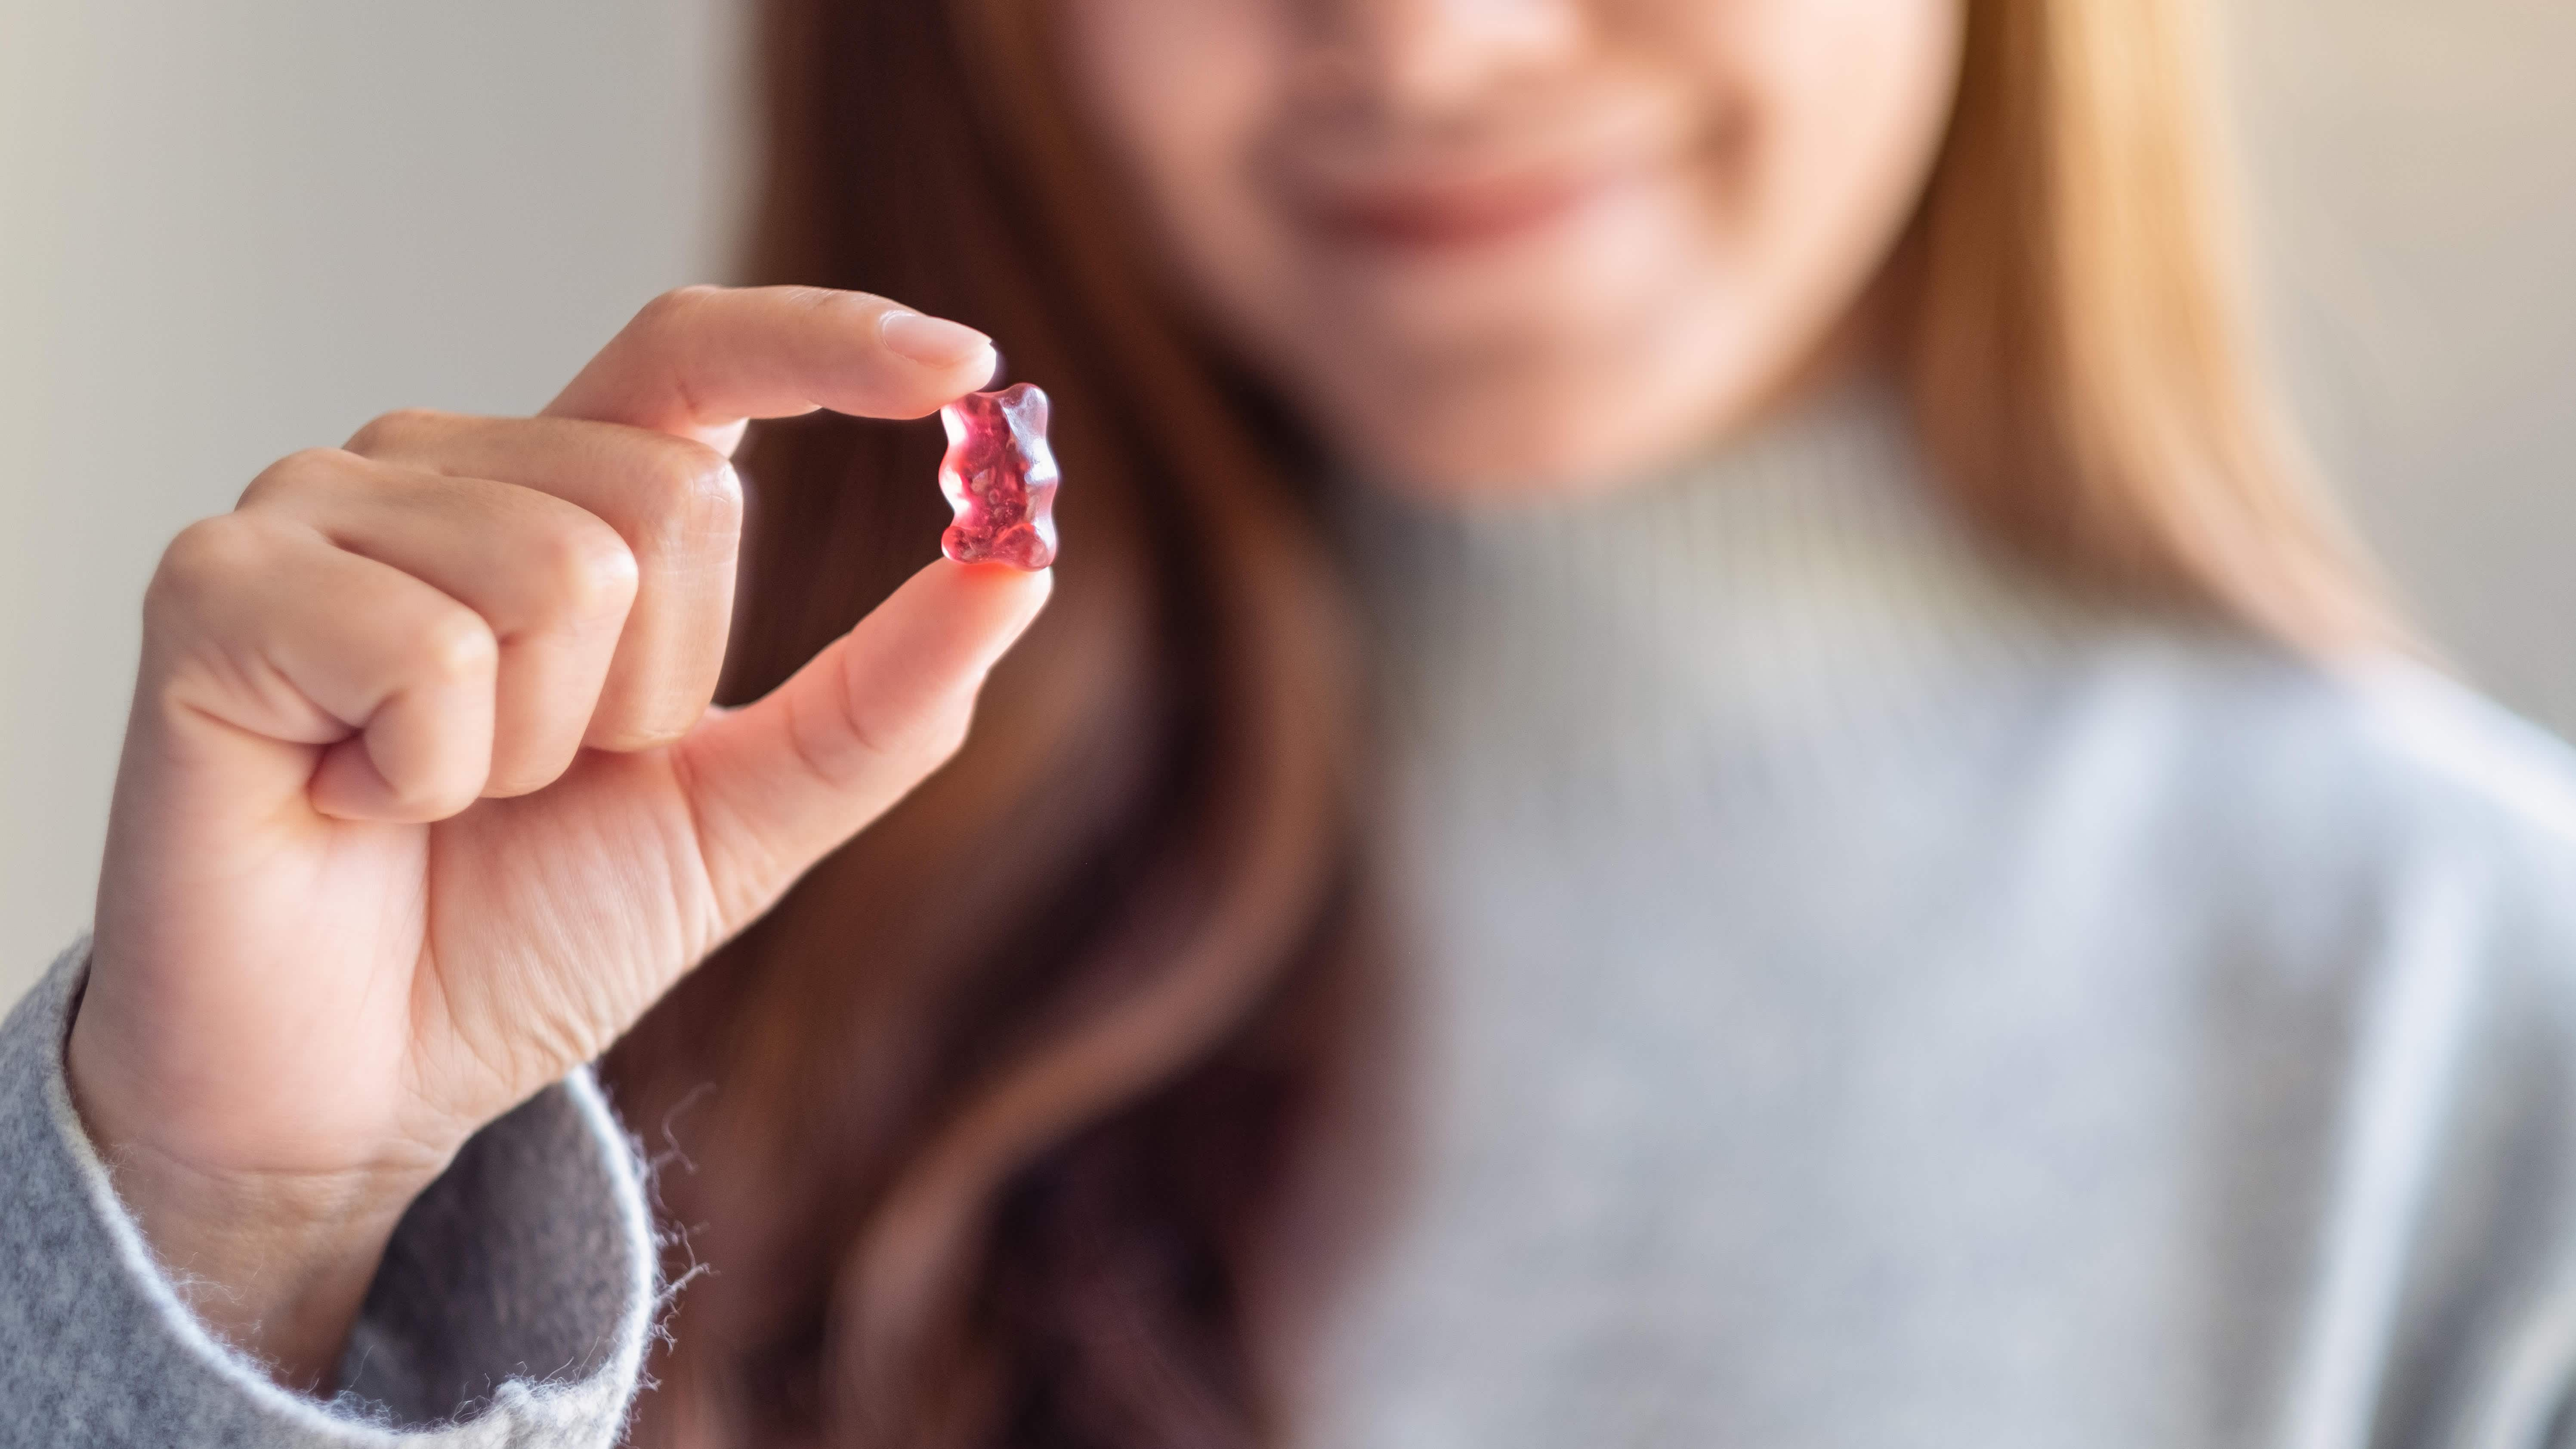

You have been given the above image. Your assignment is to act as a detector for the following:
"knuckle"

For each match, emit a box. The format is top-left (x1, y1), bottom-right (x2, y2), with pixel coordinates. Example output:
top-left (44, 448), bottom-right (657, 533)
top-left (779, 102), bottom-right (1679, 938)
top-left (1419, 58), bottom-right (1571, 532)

top-left (412, 609), bottom-right (499, 687)
top-left (343, 407), bottom-right (453, 457)
top-left (531, 519), bottom-right (639, 624)
top-left (635, 284), bottom-right (720, 337)
top-left (237, 447), bottom-right (355, 511)
top-left (158, 513), bottom-right (251, 579)
top-left (855, 692), bottom-right (974, 775)
top-left (633, 443), bottom-right (743, 552)
top-left (147, 516), bottom-right (259, 619)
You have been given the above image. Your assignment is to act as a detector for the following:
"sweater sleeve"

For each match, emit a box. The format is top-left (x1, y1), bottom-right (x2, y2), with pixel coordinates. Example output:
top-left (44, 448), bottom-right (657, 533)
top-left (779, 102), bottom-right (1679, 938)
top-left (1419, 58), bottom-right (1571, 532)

top-left (0, 940), bottom-right (660, 1448)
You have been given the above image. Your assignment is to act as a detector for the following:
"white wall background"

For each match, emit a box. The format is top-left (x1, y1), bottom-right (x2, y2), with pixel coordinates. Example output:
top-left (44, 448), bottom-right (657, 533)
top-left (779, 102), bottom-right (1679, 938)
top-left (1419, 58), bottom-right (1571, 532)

top-left (2234, 0), bottom-right (2576, 718)
top-left (2, 1), bottom-right (2573, 1001)
top-left (0, 1), bottom-right (754, 995)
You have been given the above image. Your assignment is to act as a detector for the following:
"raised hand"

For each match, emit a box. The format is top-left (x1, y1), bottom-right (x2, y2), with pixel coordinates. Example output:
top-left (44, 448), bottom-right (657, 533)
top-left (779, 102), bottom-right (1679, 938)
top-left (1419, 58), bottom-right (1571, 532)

top-left (68, 287), bottom-right (1048, 1387)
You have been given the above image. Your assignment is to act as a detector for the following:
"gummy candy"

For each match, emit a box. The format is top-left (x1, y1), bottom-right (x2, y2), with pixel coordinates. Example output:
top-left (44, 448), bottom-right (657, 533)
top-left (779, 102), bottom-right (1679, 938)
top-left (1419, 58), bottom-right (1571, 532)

top-left (937, 383), bottom-right (1059, 570)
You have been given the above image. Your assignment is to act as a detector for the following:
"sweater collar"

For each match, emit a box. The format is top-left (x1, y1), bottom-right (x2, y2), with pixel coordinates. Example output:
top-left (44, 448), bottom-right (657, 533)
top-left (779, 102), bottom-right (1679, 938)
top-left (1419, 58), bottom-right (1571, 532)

top-left (1337, 374), bottom-right (2089, 816)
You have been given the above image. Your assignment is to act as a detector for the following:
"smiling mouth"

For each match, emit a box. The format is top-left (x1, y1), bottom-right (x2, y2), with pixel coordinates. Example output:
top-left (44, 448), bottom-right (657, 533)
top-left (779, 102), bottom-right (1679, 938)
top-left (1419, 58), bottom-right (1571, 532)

top-left (1275, 85), bottom-right (1709, 256)
top-left (1302, 164), bottom-right (1640, 250)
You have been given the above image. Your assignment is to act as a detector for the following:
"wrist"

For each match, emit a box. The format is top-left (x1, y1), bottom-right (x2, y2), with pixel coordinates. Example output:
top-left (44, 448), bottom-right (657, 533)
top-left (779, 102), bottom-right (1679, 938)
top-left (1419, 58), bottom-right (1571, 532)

top-left (95, 1141), bottom-right (432, 1389)
top-left (62, 1014), bottom-right (452, 1390)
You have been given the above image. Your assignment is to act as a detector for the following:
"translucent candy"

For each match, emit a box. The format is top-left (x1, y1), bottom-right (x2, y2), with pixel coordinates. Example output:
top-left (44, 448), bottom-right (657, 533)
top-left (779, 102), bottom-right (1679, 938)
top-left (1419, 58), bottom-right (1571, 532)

top-left (937, 383), bottom-right (1059, 570)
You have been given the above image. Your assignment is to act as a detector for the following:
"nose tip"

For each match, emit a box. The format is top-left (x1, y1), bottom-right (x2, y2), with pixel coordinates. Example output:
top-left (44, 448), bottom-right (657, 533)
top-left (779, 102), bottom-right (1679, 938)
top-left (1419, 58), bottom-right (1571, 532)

top-left (1297, 0), bottom-right (1588, 118)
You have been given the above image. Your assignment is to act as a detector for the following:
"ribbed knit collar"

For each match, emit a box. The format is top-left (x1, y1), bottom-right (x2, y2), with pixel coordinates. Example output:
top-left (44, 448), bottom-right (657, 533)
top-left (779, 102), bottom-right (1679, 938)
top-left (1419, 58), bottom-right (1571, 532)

top-left (1338, 374), bottom-right (2090, 822)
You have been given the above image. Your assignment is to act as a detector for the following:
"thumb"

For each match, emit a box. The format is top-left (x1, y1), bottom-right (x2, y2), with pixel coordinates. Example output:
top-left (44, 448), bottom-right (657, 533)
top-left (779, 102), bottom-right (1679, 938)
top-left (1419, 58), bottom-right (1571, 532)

top-left (675, 558), bottom-right (1051, 930)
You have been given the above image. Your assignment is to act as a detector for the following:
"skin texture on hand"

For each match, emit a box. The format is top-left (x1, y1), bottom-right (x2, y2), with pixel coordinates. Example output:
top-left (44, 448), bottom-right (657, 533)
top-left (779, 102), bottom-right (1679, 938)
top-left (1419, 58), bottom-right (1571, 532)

top-left (69, 286), bottom-right (1047, 1390)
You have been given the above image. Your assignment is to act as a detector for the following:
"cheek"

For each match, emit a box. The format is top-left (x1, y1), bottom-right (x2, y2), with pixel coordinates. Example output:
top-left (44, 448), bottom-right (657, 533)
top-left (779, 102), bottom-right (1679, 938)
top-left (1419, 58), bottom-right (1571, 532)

top-left (1696, 0), bottom-right (1964, 322)
top-left (1052, 0), bottom-right (1290, 314)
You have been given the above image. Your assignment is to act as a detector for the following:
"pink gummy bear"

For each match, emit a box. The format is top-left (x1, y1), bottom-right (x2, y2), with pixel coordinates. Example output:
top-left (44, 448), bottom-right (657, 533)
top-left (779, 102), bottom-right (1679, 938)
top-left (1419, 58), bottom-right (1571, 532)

top-left (937, 383), bottom-right (1059, 570)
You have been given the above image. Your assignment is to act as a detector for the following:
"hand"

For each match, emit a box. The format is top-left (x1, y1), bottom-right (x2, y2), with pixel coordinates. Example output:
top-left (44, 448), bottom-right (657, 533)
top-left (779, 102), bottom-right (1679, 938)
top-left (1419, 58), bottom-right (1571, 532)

top-left (68, 286), bottom-right (1045, 1388)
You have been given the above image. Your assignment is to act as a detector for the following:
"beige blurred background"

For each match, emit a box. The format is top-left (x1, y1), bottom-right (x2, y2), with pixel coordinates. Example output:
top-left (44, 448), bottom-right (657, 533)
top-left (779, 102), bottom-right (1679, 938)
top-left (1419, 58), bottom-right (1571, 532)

top-left (1, 0), bottom-right (2570, 1000)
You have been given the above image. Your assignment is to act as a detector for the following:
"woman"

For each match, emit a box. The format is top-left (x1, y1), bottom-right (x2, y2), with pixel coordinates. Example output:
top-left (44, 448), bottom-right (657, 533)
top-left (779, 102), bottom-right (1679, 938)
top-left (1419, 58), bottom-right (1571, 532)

top-left (9, 0), bottom-right (2576, 1444)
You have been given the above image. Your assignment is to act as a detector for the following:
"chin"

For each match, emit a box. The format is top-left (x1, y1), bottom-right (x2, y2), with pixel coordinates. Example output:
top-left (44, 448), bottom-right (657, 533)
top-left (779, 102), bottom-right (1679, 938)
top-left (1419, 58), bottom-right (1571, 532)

top-left (1316, 340), bottom-right (1772, 503)
top-left (1291, 266), bottom-right (1789, 501)
top-left (1332, 388), bottom-right (1700, 501)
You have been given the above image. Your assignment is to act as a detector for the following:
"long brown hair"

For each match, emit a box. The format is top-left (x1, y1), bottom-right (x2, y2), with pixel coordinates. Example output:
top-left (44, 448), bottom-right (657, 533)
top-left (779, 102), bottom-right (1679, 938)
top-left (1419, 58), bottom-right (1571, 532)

top-left (603, 0), bottom-right (2392, 1444)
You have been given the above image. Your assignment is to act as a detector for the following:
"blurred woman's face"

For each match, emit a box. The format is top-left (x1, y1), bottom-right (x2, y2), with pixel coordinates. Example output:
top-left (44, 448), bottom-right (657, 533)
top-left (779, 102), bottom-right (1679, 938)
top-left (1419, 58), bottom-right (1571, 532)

top-left (1057, 0), bottom-right (1964, 495)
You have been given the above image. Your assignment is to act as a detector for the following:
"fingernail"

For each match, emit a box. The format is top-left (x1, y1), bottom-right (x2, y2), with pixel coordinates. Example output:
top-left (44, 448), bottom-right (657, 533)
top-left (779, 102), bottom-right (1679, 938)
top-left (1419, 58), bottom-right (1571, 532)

top-left (880, 311), bottom-right (995, 369)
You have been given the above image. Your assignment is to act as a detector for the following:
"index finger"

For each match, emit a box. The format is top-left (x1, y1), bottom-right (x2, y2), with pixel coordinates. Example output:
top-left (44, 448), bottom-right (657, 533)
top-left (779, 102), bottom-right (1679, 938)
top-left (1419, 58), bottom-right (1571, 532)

top-left (544, 285), bottom-right (1000, 452)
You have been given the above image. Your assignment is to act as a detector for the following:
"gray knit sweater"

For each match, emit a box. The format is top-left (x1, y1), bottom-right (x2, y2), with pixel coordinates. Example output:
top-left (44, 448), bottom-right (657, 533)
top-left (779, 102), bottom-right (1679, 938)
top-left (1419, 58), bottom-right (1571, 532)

top-left (13, 382), bottom-right (2576, 1447)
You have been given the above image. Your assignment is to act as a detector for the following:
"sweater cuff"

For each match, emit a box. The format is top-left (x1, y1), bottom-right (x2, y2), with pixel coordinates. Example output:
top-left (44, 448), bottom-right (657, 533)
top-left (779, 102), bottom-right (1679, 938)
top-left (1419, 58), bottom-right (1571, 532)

top-left (0, 939), bottom-right (659, 1447)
